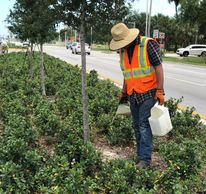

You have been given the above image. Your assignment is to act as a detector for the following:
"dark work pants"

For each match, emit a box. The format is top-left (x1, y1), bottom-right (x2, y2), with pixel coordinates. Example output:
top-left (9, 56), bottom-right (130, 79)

top-left (129, 97), bottom-right (156, 164)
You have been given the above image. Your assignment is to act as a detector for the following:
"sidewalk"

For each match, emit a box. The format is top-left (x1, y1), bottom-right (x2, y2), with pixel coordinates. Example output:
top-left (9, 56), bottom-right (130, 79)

top-left (164, 53), bottom-right (179, 58)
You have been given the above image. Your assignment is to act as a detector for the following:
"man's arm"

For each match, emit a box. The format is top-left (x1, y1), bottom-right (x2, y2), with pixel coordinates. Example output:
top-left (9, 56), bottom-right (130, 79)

top-left (147, 40), bottom-right (165, 105)
top-left (122, 80), bottom-right (127, 94)
top-left (147, 40), bottom-right (164, 89)
top-left (154, 64), bottom-right (164, 90)
top-left (119, 80), bottom-right (128, 104)
top-left (154, 64), bottom-right (165, 105)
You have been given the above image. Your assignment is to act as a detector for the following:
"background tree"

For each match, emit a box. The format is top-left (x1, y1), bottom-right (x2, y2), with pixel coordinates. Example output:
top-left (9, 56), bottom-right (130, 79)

top-left (199, 0), bottom-right (206, 43)
top-left (8, 0), bottom-right (58, 95)
top-left (90, 0), bottom-right (131, 44)
top-left (7, 1), bottom-right (36, 77)
top-left (33, 0), bottom-right (58, 96)
top-left (59, 27), bottom-right (74, 43)
top-left (152, 14), bottom-right (176, 50)
top-left (167, 0), bottom-right (182, 51)
top-left (55, 0), bottom-right (134, 142)
top-left (123, 11), bottom-right (145, 34)
top-left (168, 0), bottom-right (181, 18)
top-left (179, 0), bottom-right (202, 44)
top-left (124, 11), bottom-right (177, 51)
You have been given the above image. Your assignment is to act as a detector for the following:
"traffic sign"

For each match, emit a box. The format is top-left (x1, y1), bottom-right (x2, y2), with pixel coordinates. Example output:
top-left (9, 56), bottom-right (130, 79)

top-left (153, 29), bottom-right (159, 38)
top-left (159, 32), bottom-right (165, 39)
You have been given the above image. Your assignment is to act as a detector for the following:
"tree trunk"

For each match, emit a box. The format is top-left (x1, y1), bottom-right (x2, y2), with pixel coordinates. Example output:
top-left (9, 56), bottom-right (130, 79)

top-left (40, 44), bottom-right (46, 96)
top-left (175, 5), bottom-right (178, 19)
top-left (80, 0), bottom-right (89, 143)
top-left (29, 43), bottom-right (33, 78)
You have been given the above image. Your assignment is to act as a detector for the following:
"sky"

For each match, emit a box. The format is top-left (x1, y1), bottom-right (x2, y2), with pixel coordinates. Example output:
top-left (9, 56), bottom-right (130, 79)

top-left (0, 0), bottom-right (176, 37)
top-left (132, 0), bottom-right (176, 17)
top-left (0, 0), bottom-right (16, 37)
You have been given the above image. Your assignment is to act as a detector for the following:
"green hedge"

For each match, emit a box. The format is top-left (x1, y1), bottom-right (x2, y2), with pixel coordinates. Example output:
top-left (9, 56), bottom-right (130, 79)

top-left (0, 52), bottom-right (205, 193)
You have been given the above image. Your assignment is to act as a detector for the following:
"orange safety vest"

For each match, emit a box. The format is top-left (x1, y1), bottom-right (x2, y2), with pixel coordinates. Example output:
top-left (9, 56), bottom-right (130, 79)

top-left (120, 36), bottom-right (157, 95)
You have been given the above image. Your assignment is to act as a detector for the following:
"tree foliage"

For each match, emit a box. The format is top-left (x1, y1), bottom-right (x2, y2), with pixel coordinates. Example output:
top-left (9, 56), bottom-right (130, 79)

top-left (168, 0), bottom-right (181, 18)
top-left (55, 0), bottom-right (134, 44)
top-left (54, 0), bottom-right (135, 142)
top-left (179, 0), bottom-right (200, 23)
top-left (7, 0), bottom-right (58, 44)
top-left (199, 0), bottom-right (206, 40)
top-left (178, 0), bottom-right (206, 44)
top-left (7, 0), bottom-right (59, 96)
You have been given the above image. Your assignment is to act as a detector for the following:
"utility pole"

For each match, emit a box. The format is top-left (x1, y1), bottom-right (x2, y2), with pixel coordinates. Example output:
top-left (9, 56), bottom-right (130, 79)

top-left (145, 0), bottom-right (152, 37)
top-left (145, 0), bottom-right (149, 36)
top-left (148, 0), bottom-right (153, 37)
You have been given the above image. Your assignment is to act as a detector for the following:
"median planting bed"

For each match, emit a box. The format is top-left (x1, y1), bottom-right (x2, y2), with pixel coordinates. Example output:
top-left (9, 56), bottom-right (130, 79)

top-left (0, 52), bottom-right (206, 193)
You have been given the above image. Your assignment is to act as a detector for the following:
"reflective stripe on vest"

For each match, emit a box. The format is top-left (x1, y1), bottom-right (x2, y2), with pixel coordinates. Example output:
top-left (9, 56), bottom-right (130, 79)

top-left (121, 36), bottom-right (154, 80)
top-left (139, 37), bottom-right (148, 67)
top-left (123, 66), bottom-right (155, 80)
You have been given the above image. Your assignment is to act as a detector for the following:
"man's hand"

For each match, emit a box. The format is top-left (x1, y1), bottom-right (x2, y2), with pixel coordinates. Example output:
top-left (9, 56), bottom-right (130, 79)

top-left (155, 89), bottom-right (165, 105)
top-left (119, 92), bottom-right (128, 104)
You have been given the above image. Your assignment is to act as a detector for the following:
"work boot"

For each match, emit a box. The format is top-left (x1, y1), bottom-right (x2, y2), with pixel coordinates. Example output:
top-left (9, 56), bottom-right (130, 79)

top-left (136, 161), bottom-right (150, 169)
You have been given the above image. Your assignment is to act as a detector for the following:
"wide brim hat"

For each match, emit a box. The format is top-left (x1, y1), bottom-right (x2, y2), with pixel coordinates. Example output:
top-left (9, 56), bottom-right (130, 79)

top-left (110, 23), bottom-right (139, 50)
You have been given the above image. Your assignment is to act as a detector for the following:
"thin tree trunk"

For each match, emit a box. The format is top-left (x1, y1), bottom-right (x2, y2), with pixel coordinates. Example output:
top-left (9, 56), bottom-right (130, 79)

top-left (175, 5), bottom-right (178, 19)
top-left (80, 0), bottom-right (89, 143)
top-left (40, 44), bottom-right (46, 96)
top-left (29, 43), bottom-right (33, 78)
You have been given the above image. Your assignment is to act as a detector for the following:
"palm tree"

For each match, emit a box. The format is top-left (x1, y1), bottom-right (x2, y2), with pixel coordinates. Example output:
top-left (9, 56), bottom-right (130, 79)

top-left (168, 0), bottom-right (182, 51)
top-left (168, 0), bottom-right (181, 18)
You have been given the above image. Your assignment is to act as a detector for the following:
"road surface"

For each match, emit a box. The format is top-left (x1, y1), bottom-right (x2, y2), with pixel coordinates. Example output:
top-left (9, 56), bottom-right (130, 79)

top-left (43, 45), bottom-right (206, 118)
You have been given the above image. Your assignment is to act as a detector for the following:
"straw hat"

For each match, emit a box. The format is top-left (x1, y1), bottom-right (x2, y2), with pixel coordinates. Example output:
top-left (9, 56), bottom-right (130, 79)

top-left (110, 23), bottom-right (139, 50)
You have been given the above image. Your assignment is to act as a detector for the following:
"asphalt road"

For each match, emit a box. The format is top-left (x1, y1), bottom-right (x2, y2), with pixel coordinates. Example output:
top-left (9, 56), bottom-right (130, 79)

top-left (43, 45), bottom-right (206, 117)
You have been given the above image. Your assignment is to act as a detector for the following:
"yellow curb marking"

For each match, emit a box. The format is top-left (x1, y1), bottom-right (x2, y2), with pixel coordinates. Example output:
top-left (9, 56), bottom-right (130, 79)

top-left (9, 48), bottom-right (27, 52)
top-left (177, 105), bottom-right (206, 120)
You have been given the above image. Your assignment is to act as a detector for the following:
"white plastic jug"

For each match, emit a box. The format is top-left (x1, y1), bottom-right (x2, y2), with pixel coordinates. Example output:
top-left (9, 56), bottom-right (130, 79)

top-left (116, 103), bottom-right (131, 116)
top-left (149, 104), bottom-right (173, 136)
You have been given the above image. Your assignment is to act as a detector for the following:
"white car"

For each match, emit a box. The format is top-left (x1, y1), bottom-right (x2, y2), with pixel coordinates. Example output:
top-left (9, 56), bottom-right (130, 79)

top-left (71, 42), bottom-right (91, 55)
top-left (0, 40), bottom-right (8, 54)
top-left (20, 40), bottom-right (30, 47)
top-left (176, 44), bottom-right (206, 57)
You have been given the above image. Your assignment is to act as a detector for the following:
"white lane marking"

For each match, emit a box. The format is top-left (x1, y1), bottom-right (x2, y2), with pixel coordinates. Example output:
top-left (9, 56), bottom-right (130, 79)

top-left (165, 75), bottom-right (206, 87)
top-left (166, 67), bottom-right (206, 76)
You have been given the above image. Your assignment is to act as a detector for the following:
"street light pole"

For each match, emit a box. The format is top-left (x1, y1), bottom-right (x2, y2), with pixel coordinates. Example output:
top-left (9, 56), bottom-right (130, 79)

top-left (148, 0), bottom-right (152, 37)
top-left (145, 0), bottom-right (149, 36)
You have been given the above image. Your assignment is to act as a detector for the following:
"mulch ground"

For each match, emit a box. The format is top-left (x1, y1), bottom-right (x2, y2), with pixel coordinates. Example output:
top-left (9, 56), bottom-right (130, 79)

top-left (94, 134), bottom-right (168, 170)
